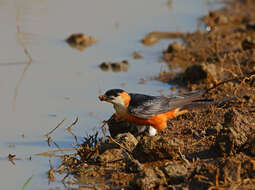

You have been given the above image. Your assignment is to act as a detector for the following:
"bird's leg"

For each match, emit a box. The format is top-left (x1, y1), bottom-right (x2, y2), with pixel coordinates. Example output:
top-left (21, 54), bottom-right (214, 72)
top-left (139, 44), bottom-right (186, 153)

top-left (148, 126), bottom-right (157, 136)
top-left (136, 125), bottom-right (157, 136)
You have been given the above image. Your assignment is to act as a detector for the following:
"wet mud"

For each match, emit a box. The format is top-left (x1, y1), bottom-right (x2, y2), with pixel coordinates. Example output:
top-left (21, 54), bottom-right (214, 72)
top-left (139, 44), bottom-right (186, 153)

top-left (58, 1), bottom-right (255, 189)
top-left (66, 33), bottom-right (96, 51)
top-left (99, 60), bottom-right (130, 72)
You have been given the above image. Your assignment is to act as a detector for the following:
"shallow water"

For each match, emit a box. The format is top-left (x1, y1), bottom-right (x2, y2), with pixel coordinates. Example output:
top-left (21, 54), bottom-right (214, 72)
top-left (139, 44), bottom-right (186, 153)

top-left (0, 0), bottom-right (223, 189)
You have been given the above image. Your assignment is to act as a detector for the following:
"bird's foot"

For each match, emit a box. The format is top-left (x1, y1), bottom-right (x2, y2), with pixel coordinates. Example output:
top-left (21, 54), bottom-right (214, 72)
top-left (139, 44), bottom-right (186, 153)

top-left (148, 126), bottom-right (157, 136)
top-left (136, 125), bottom-right (157, 136)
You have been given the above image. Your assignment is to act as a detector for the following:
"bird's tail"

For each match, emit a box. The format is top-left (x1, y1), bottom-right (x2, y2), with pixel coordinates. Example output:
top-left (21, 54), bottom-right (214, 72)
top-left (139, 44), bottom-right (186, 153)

top-left (180, 97), bottom-right (236, 111)
top-left (179, 90), bottom-right (206, 100)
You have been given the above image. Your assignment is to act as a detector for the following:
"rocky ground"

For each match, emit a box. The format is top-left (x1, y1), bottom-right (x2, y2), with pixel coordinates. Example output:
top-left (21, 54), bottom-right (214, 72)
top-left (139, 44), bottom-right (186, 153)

top-left (57, 0), bottom-right (255, 189)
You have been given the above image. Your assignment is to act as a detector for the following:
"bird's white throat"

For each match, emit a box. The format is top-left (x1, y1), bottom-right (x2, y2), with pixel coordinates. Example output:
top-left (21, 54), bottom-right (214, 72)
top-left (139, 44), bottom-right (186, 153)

top-left (110, 95), bottom-right (125, 106)
top-left (113, 104), bottom-right (127, 117)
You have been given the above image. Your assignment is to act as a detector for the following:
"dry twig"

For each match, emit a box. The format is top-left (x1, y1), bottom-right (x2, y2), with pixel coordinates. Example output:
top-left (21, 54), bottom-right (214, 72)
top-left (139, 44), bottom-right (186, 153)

top-left (13, 8), bottom-right (33, 111)
top-left (34, 148), bottom-right (76, 157)
top-left (45, 118), bottom-right (66, 139)
top-left (66, 117), bottom-right (79, 142)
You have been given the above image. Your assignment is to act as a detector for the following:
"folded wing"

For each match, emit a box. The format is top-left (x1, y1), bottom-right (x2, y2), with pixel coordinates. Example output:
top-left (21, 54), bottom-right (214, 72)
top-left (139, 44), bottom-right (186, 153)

top-left (128, 90), bottom-right (205, 119)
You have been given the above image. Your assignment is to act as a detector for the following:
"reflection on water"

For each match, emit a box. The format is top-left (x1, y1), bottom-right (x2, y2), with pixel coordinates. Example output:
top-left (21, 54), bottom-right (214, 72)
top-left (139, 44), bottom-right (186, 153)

top-left (0, 0), bottom-right (224, 189)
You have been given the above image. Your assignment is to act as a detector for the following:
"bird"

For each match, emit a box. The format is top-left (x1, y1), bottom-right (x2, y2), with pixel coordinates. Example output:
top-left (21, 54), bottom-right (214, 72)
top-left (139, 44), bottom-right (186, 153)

top-left (98, 89), bottom-right (207, 136)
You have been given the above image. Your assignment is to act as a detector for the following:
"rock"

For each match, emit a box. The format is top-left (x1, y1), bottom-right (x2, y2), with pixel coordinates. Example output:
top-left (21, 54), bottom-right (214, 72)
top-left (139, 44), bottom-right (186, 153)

top-left (130, 167), bottom-right (167, 190)
top-left (166, 42), bottom-right (185, 53)
top-left (213, 108), bottom-right (250, 156)
top-left (132, 136), bottom-right (183, 162)
top-left (115, 133), bottom-right (138, 152)
top-left (160, 161), bottom-right (188, 184)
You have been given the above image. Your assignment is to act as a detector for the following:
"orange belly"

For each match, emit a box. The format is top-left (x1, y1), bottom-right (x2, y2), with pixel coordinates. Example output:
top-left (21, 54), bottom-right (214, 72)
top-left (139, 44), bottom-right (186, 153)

top-left (118, 108), bottom-right (188, 130)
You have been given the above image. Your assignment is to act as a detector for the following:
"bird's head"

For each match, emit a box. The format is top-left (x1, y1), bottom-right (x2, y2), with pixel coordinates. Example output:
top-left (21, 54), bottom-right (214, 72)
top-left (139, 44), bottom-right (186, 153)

top-left (99, 89), bottom-right (130, 106)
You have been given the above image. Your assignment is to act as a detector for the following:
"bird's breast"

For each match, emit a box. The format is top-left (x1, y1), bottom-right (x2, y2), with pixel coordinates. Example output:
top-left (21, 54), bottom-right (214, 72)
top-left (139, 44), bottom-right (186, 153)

top-left (114, 104), bottom-right (143, 123)
top-left (112, 106), bottom-right (188, 131)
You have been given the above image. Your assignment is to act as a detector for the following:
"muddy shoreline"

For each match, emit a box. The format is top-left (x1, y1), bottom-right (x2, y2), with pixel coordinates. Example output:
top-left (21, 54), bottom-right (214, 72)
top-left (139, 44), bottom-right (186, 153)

top-left (58, 1), bottom-right (255, 189)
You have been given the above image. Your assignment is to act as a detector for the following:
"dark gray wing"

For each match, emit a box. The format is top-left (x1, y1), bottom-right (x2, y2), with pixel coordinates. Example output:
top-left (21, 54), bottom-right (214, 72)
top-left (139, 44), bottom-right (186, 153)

top-left (127, 90), bottom-right (205, 119)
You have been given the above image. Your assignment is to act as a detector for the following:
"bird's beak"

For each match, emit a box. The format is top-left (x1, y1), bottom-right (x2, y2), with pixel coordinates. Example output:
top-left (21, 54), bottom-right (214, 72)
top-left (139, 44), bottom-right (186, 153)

top-left (98, 95), bottom-right (107, 101)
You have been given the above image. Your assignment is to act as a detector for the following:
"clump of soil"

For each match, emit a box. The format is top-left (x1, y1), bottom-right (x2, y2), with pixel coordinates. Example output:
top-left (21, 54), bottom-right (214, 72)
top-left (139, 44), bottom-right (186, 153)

top-left (141, 31), bottom-right (184, 46)
top-left (58, 1), bottom-right (255, 189)
top-left (212, 108), bottom-right (251, 156)
top-left (132, 136), bottom-right (183, 163)
top-left (132, 51), bottom-right (144, 59)
top-left (66, 33), bottom-right (96, 51)
top-left (99, 60), bottom-right (129, 72)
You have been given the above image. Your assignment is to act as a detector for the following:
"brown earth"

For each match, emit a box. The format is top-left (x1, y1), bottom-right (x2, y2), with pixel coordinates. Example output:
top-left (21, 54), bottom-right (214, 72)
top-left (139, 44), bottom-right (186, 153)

top-left (66, 33), bottom-right (96, 51)
top-left (58, 0), bottom-right (255, 189)
top-left (99, 60), bottom-right (130, 72)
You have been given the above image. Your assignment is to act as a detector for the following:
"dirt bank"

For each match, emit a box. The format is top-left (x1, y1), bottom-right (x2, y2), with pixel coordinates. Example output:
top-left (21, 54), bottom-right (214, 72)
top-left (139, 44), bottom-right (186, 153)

top-left (58, 1), bottom-right (255, 189)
